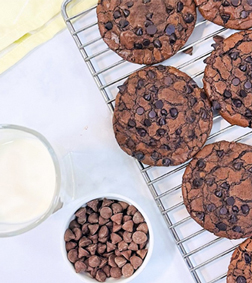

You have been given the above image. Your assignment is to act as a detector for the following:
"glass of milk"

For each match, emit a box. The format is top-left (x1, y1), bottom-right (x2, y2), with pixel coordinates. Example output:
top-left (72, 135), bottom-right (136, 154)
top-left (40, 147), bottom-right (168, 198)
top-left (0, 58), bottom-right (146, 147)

top-left (0, 124), bottom-right (61, 237)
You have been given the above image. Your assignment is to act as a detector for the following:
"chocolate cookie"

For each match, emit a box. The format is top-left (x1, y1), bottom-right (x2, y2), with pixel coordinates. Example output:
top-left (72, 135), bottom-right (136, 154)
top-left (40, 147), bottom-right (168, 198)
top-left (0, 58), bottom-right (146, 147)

top-left (204, 30), bottom-right (252, 128)
top-left (182, 141), bottom-right (252, 239)
top-left (113, 65), bottom-right (213, 167)
top-left (227, 238), bottom-right (252, 283)
top-left (97, 0), bottom-right (196, 65)
top-left (194, 0), bottom-right (252, 30)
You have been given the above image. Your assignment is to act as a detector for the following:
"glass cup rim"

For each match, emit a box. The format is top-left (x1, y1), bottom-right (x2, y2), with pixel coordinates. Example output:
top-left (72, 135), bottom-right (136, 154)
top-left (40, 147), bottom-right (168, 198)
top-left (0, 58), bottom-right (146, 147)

top-left (0, 124), bottom-right (61, 237)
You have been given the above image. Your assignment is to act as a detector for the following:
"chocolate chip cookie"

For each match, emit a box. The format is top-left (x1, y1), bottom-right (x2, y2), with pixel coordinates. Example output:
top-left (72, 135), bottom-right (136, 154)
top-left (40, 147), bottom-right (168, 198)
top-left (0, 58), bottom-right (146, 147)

top-left (113, 65), bottom-right (213, 166)
top-left (182, 141), bottom-right (252, 239)
top-left (204, 30), bottom-right (252, 128)
top-left (194, 0), bottom-right (252, 30)
top-left (227, 238), bottom-right (252, 283)
top-left (97, 0), bottom-right (196, 65)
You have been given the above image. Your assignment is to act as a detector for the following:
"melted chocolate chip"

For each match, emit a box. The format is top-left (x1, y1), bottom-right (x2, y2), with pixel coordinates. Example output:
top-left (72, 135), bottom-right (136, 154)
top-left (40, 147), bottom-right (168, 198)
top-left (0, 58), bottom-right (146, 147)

top-left (184, 13), bottom-right (194, 23)
top-left (146, 25), bottom-right (157, 35)
top-left (165, 24), bottom-right (175, 35)
top-left (105, 22), bottom-right (113, 30)
top-left (216, 222), bottom-right (227, 231)
top-left (244, 253), bottom-right (251, 264)
top-left (196, 159), bottom-right (205, 169)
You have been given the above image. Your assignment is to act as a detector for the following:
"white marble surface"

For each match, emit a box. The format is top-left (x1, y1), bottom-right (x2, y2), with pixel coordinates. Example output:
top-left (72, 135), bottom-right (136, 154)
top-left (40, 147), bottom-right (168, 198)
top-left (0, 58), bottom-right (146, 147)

top-left (0, 29), bottom-right (194, 283)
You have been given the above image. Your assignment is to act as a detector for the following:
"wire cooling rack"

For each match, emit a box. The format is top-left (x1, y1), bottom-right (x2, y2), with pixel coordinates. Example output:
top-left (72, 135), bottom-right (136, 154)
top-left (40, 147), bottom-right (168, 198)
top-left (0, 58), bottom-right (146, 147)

top-left (62, 1), bottom-right (252, 282)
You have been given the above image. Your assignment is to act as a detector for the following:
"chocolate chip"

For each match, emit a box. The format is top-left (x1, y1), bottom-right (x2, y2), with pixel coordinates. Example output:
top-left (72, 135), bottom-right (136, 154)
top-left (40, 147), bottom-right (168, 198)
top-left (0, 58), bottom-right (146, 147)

top-left (177, 1), bottom-right (184, 12)
top-left (137, 79), bottom-right (145, 89)
top-left (221, 14), bottom-right (230, 24)
top-left (245, 109), bottom-right (252, 118)
top-left (239, 65), bottom-right (247, 72)
top-left (149, 110), bottom-right (156, 118)
top-left (153, 39), bottom-right (162, 48)
top-left (134, 151), bottom-right (145, 161)
top-left (219, 207), bottom-right (228, 215)
top-left (156, 128), bottom-right (166, 136)
top-left (169, 107), bottom-right (178, 118)
top-left (147, 70), bottom-right (155, 79)
top-left (241, 10), bottom-right (249, 18)
top-left (244, 253), bottom-right (251, 264)
top-left (132, 231), bottom-right (147, 244)
top-left (135, 27), bottom-right (143, 36)
top-left (236, 276), bottom-right (247, 283)
top-left (216, 151), bottom-right (224, 158)
top-left (232, 99), bottom-right (242, 108)
top-left (144, 93), bottom-right (151, 101)
top-left (244, 81), bottom-right (252, 89)
top-left (105, 22), bottom-right (113, 30)
top-left (216, 222), bottom-right (227, 231)
top-left (229, 214), bottom-right (238, 224)
top-left (245, 56), bottom-right (252, 63)
top-left (143, 39), bottom-right (150, 47)
top-left (146, 25), bottom-right (157, 35)
top-left (223, 90), bottom-right (232, 99)
top-left (231, 0), bottom-right (240, 6)
top-left (144, 119), bottom-right (151, 127)
top-left (221, 182), bottom-right (230, 190)
top-left (100, 207), bottom-right (112, 219)
top-left (113, 10), bottom-right (121, 19)
top-left (226, 197), bottom-right (235, 206)
top-left (229, 52), bottom-right (239, 60)
top-left (169, 34), bottom-right (177, 44)
top-left (196, 159), bottom-right (205, 169)
top-left (241, 204), bottom-right (250, 214)
top-left (161, 109), bottom-right (168, 116)
top-left (232, 226), bottom-right (242, 233)
top-left (189, 97), bottom-right (197, 107)
top-left (165, 24), bottom-right (175, 35)
top-left (122, 263), bottom-right (134, 278)
top-left (119, 19), bottom-right (129, 28)
top-left (123, 9), bottom-right (130, 17)
top-left (184, 13), bottom-right (194, 23)
top-left (233, 162), bottom-right (243, 170)
top-left (232, 78), bottom-right (240, 86)
top-left (128, 119), bottom-right (136, 128)
top-left (196, 212), bottom-right (205, 221)
top-left (162, 158), bottom-right (171, 166)
top-left (134, 43), bottom-right (143, 49)
top-left (232, 205), bottom-right (239, 213)
top-left (126, 1), bottom-right (134, 8)
top-left (118, 85), bottom-right (126, 94)
top-left (158, 118), bottom-right (166, 126)
top-left (146, 12), bottom-right (153, 20)
top-left (239, 90), bottom-right (247, 98)
top-left (215, 190), bottom-right (222, 198)
top-left (155, 100), bottom-right (163, 109)
top-left (212, 100), bottom-right (221, 111)
top-left (193, 178), bottom-right (203, 188)
top-left (207, 204), bottom-right (216, 212)
top-left (136, 107), bottom-right (144, 115)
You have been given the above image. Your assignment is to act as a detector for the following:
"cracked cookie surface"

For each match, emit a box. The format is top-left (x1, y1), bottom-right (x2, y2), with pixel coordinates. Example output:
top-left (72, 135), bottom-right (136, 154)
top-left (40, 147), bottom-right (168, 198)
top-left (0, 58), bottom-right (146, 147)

top-left (97, 0), bottom-right (196, 65)
top-left (182, 141), bottom-right (252, 239)
top-left (113, 65), bottom-right (213, 166)
top-left (227, 238), bottom-right (252, 283)
top-left (204, 31), bottom-right (252, 128)
top-left (194, 0), bottom-right (252, 30)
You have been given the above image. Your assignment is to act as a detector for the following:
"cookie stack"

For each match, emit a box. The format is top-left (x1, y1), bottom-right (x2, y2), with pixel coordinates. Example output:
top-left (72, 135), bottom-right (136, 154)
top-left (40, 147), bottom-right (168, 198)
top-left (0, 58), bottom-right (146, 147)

top-left (96, 1), bottom-right (252, 282)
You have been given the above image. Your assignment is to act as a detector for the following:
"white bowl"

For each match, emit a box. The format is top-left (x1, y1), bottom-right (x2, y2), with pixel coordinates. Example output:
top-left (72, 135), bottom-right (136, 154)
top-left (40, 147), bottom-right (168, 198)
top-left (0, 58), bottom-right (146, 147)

top-left (61, 193), bottom-right (154, 283)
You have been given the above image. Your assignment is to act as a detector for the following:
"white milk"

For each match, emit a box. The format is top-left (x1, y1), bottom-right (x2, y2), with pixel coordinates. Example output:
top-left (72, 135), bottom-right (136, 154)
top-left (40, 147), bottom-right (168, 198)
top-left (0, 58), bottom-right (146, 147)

top-left (0, 138), bottom-right (56, 224)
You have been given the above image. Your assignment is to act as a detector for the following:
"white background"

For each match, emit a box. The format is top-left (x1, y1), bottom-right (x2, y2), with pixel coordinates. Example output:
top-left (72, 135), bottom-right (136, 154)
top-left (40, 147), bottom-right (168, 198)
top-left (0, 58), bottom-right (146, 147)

top-left (0, 29), bottom-right (194, 282)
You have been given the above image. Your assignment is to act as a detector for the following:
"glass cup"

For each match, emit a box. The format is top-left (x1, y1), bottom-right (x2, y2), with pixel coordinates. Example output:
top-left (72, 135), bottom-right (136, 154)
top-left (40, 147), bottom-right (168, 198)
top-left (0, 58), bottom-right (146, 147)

top-left (0, 124), bottom-right (61, 237)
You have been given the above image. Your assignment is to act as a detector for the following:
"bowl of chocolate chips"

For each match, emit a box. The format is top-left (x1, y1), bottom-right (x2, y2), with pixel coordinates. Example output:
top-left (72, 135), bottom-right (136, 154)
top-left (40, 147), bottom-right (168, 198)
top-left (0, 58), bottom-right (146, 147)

top-left (62, 193), bottom-right (153, 282)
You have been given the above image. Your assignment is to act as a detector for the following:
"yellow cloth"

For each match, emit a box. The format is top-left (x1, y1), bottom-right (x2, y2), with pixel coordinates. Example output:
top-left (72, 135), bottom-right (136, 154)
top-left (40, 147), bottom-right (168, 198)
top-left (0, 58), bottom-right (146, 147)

top-left (0, 0), bottom-right (97, 74)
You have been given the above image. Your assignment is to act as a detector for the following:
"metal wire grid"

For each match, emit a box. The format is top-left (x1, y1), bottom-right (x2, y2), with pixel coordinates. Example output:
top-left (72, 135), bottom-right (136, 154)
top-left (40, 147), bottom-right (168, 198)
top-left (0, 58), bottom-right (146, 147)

top-left (62, 2), bottom-right (252, 282)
